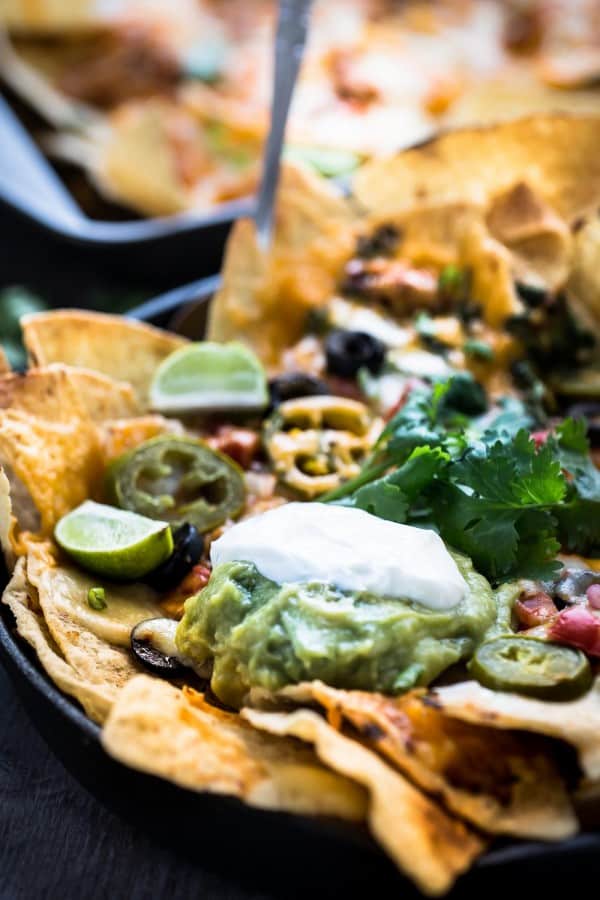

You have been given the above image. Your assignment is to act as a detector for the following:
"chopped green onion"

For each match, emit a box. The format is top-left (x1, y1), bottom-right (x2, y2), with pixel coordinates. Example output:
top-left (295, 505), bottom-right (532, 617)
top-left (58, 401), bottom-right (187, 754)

top-left (88, 586), bottom-right (107, 610)
top-left (438, 265), bottom-right (465, 292)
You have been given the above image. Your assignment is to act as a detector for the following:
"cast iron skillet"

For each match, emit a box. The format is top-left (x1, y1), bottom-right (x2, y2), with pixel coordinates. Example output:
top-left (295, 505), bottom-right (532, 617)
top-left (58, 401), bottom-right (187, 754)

top-left (0, 95), bottom-right (253, 280)
top-left (1, 276), bottom-right (600, 896)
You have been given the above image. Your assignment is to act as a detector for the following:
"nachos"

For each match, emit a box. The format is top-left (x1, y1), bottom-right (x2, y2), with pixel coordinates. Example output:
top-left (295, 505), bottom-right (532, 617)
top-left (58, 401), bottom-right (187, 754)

top-left (1, 115), bottom-right (600, 895)
top-left (3, 0), bottom-right (600, 215)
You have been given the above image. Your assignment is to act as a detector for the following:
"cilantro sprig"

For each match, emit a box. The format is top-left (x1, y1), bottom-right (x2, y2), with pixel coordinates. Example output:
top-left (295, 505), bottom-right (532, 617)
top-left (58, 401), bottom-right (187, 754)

top-left (324, 376), bottom-right (599, 581)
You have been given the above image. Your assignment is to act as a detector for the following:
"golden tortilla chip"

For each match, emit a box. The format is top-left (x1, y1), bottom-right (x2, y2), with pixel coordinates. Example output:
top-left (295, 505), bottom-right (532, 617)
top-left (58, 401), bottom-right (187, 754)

top-left (21, 310), bottom-right (186, 408)
top-left (434, 679), bottom-right (600, 781)
top-left (2, 559), bottom-right (116, 722)
top-left (100, 414), bottom-right (181, 461)
top-left (0, 468), bottom-right (16, 569)
top-left (243, 707), bottom-right (484, 897)
top-left (568, 215), bottom-right (600, 325)
top-left (52, 365), bottom-right (141, 419)
top-left (102, 676), bottom-right (367, 821)
top-left (353, 115), bottom-right (600, 223)
top-left (279, 682), bottom-right (575, 840)
top-left (2, 541), bottom-right (167, 721)
top-left (26, 540), bottom-right (165, 648)
top-left (0, 0), bottom-right (107, 32)
top-left (0, 367), bottom-right (103, 536)
top-left (485, 182), bottom-right (572, 291)
top-left (207, 164), bottom-right (356, 366)
top-left (459, 221), bottom-right (523, 327)
top-left (99, 100), bottom-right (189, 216)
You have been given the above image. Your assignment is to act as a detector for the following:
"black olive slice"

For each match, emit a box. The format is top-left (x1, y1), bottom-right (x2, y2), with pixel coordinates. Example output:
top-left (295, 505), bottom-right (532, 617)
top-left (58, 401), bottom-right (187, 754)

top-left (143, 523), bottom-right (204, 593)
top-left (554, 569), bottom-right (600, 605)
top-left (131, 617), bottom-right (186, 677)
top-left (268, 373), bottom-right (330, 408)
top-left (325, 330), bottom-right (385, 378)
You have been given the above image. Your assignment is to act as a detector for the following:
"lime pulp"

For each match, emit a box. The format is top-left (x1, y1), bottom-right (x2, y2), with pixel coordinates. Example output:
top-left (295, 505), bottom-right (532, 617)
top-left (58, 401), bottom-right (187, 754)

top-left (149, 341), bottom-right (268, 413)
top-left (55, 500), bottom-right (173, 581)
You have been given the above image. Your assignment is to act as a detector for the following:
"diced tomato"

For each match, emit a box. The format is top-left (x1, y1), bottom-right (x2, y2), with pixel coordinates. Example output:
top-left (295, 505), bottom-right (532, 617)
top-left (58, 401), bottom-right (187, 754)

top-left (587, 584), bottom-right (600, 610)
top-left (160, 563), bottom-right (212, 618)
top-left (384, 378), bottom-right (422, 422)
top-left (207, 426), bottom-right (260, 469)
top-left (515, 591), bottom-right (558, 628)
top-left (548, 605), bottom-right (600, 657)
top-left (324, 375), bottom-right (365, 402)
top-left (531, 430), bottom-right (550, 449)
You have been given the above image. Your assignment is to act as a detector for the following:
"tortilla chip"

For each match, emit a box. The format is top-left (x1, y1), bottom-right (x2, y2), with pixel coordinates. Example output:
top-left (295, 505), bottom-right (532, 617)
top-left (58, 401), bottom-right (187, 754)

top-left (98, 100), bottom-right (189, 216)
top-left (52, 365), bottom-right (141, 419)
top-left (2, 540), bottom-right (168, 721)
top-left (0, 468), bottom-right (16, 569)
top-left (0, 0), bottom-right (107, 32)
top-left (26, 540), bottom-right (165, 648)
top-left (278, 682), bottom-right (576, 840)
top-left (568, 215), bottom-right (600, 325)
top-left (207, 164), bottom-right (356, 366)
top-left (0, 367), bottom-right (103, 536)
top-left (2, 558), bottom-right (116, 722)
top-left (21, 310), bottom-right (186, 408)
top-left (100, 414), bottom-right (182, 461)
top-left (459, 221), bottom-right (523, 327)
top-left (434, 679), bottom-right (600, 781)
top-left (243, 708), bottom-right (484, 896)
top-left (102, 676), bottom-right (367, 822)
top-left (368, 202), bottom-right (482, 271)
top-left (353, 115), bottom-right (600, 223)
top-left (485, 182), bottom-right (572, 291)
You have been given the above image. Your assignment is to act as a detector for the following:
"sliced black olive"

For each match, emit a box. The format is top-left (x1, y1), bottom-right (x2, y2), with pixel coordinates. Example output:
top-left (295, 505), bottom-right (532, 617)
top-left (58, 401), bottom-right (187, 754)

top-left (355, 224), bottom-right (400, 259)
top-left (268, 372), bottom-right (330, 409)
top-left (131, 618), bottom-right (186, 676)
top-left (553, 569), bottom-right (600, 605)
top-left (143, 523), bottom-right (204, 593)
top-left (325, 329), bottom-right (386, 378)
top-left (515, 281), bottom-right (549, 308)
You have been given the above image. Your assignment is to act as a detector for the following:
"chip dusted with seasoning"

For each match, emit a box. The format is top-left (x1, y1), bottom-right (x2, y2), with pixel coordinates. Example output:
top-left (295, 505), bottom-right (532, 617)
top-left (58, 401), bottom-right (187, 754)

top-left (277, 681), bottom-right (577, 840)
top-left (102, 675), bottom-right (368, 821)
top-left (242, 707), bottom-right (485, 897)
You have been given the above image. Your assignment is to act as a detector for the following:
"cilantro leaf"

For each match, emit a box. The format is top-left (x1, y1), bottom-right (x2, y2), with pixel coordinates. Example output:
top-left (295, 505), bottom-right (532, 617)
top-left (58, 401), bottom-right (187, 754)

top-left (346, 446), bottom-right (447, 523)
top-left (432, 483), bottom-right (520, 579)
top-left (556, 497), bottom-right (600, 556)
top-left (324, 377), bottom-right (598, 581)
top-left (452, 431), bottom-right (566, 508)
top-left (554, 418), bottom-right (600, 501)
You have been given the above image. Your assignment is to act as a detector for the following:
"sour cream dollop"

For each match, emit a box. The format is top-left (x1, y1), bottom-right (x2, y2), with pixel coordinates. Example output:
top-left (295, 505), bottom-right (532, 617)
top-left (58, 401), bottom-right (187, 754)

top-left (211, 503), bottom-right (466, 610)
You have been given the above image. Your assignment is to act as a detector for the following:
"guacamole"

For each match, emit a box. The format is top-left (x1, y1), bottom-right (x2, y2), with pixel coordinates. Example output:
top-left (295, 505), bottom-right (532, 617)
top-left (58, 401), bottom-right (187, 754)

top-left (176, 552), bottom-right (518, 707)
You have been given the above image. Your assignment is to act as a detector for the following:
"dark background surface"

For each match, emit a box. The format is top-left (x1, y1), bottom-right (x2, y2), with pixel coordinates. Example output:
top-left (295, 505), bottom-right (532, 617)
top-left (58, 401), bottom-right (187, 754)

top-left (2, 201), bottom-right (600, 900)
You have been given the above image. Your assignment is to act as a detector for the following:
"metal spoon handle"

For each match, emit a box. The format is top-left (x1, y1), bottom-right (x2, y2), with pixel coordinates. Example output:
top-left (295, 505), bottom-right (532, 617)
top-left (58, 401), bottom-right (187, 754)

top-left (255, 0), bottom-right (313, 249)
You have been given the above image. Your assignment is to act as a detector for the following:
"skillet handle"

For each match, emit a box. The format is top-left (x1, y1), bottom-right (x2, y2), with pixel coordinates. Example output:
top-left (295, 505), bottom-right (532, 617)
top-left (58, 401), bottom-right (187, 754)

top-left (0, 95), bottom-right (82, 229)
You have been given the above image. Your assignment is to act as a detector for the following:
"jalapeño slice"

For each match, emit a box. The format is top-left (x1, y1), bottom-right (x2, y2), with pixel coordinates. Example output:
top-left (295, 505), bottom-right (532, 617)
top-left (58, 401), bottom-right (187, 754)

top-left (106, 436), bottom-right (245, 534)
top-left (470, 635), bottom-right (592, 701)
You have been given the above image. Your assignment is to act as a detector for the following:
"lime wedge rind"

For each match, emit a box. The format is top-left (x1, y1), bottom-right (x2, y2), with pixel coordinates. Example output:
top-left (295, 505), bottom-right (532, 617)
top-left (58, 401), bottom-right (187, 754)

top-left (150, 341), bottom-right (268, 413)
top-left (55, 500), bottom-right (173, 581)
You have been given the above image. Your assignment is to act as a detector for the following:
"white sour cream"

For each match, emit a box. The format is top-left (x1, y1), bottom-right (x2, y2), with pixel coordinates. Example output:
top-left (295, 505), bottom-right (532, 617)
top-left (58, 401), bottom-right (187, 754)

top-left (211, 503), bottom-right (466, 610)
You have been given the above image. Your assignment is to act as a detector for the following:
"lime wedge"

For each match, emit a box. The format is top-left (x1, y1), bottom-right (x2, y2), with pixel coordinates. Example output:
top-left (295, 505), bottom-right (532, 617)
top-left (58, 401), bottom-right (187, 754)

top-left (55, 501), bottom-right (173, 580)
top-left (150, 341), bottom-right (268, 413)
